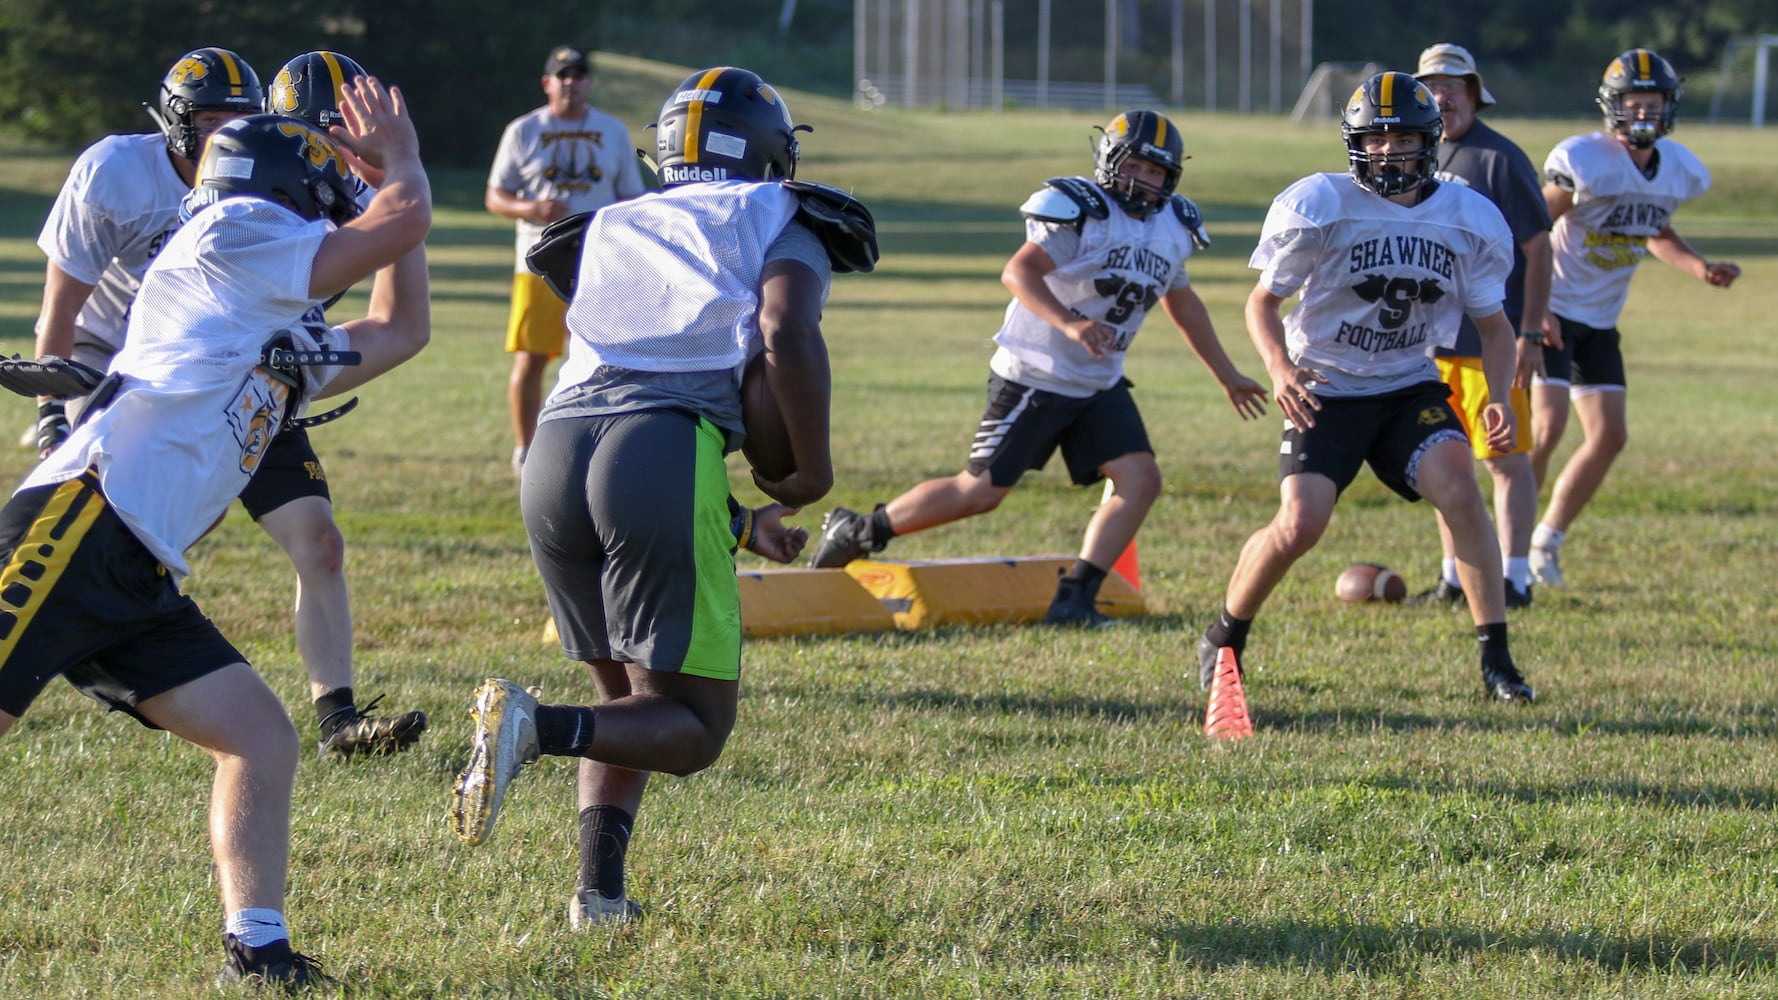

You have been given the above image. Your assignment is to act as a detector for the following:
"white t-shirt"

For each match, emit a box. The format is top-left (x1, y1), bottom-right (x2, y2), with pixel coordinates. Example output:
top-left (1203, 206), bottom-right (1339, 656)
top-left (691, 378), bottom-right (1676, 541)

top-left (1545, 132), bottom-right (1710, 328)
top-left (487, 105), bottom-right (645, 270)
top-left (1250, 173), bottom-right (1513, 397)
top-left (36, 133), bottom-right (189, 353)
top-left (557, 181), bottom-right (804, 385)
top-left (990, 184), bottom-right (1197, 397)
top-left (22, 198), bottom-right (344, 581)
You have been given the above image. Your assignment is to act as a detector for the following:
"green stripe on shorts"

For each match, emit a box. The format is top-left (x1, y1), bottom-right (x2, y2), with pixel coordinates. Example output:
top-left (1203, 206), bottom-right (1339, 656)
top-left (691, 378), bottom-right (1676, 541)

top-left (684, 417), bottom-right (742, 680)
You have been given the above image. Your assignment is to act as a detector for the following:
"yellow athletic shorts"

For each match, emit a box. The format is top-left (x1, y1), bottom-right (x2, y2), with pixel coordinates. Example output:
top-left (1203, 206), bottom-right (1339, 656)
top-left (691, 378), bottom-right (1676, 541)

top-left (1436, 355), bottom-right (1531, 459)
top-left (504, 271), bottom-right (568, 357)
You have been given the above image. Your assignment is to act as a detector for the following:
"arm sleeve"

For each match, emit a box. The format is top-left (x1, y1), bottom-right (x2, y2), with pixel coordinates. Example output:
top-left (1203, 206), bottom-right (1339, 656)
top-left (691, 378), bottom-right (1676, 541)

top-left (1249, 201), bottom-right (1324, 298)
top-left (764, 220), bottom-right (834, 303)
top-left (37, 171), bottom-right (122, 285)
top-left (1025, 219), bottom-right (1081, 267)
top-left (487, 120), bottom-right (527, 192)
top-left (196, 204), bottom-right (332, 311)
top-left (1497, 149), bottom-right (1553, 243)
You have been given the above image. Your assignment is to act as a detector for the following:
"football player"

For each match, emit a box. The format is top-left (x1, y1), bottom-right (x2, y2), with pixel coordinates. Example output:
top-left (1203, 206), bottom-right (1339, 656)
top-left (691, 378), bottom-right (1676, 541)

top-left (1197, 72), bottom-right (1535, 703)
top-left (1527, 49), bottom-right (1739, 587)
top-left (807, 110), bottom-right (1266, 627)
top-left (450, 67), bottom-right (874, 929)
top-left (0, 82), bottom-right (432, 987)
top-left (30, 47), bottom-right (426, 758)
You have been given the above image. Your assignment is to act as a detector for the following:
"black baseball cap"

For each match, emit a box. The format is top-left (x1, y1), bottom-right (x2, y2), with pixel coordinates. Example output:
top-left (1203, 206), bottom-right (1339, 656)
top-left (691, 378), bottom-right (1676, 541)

top-left (544, 47), bottom-right (590, 76)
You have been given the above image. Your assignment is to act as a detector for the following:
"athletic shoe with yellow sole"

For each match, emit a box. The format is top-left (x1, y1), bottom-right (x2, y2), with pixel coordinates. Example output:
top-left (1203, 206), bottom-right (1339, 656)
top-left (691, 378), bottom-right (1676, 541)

top-left (450, 678), bottom-right (540, 846)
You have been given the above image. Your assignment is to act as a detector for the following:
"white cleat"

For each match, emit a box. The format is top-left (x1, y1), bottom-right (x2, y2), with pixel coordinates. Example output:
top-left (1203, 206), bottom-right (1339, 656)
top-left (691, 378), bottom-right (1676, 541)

top-left (1529, 546), bottom-right (1565, 588)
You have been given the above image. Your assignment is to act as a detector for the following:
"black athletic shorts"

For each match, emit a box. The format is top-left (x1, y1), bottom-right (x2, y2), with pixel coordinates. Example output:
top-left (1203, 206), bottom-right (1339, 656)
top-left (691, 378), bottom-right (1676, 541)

top-left (966, 374), bottom-right (1152, 488)
top-left (1540, 315), bottom-right (1627, 389)
top-left (0, 472), bottom-right (244, 725)
top-left (238, 426), bottom-right (330, 520)
top-left (1279, 380), bottom-right (1468, 501)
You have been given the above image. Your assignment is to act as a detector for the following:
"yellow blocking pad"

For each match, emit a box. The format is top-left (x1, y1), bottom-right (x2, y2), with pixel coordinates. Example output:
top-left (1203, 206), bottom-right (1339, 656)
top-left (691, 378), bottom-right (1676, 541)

top-left (738, 567), bottom-right (899, 638)
top-left (844, 555), bottom-right (1145, 630)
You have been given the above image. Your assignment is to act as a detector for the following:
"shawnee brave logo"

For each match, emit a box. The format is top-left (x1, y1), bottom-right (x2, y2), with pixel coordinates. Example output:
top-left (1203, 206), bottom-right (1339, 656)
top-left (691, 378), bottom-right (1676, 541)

top-left (1351, 273), bottom-right (1444, 329)
top-left (229, 374), bottom-right (291, 476)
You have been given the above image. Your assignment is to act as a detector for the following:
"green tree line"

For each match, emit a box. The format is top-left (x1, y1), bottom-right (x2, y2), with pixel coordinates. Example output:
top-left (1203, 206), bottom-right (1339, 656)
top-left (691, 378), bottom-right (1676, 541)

top-left (0, 0), bottom-right (1768, 165)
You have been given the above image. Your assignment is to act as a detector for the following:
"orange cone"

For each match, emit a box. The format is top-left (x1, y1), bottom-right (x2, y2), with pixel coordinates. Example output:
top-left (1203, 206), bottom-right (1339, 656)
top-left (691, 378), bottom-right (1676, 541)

top-left (1100, 480), bottom-right (1141, 591)
top-left (1203, 646), bottom-right (1253, 740)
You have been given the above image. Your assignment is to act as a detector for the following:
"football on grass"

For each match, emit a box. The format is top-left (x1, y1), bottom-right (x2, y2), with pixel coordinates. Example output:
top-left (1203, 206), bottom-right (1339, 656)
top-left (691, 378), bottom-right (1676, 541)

top-left (741, 352), bottom-right (795, 482)
top-left (1336, 563), bottom-right (1407, 603)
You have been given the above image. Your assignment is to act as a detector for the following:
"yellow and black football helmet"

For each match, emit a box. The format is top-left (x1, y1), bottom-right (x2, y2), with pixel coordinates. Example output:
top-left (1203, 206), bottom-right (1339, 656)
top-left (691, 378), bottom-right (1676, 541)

top-left (1340, 71), bottom-right (1443, 197)
top-left (1093, 110), bottom-right (1184, 217)
top-left (653, 66), bottom-right (807, 186)
top-left (266, 51), bottom-right (368, 131)
top-left (190, 115), bottom-right (360, 226)
top-left (146, 47), bottom-right (264, 161)
top-left (1598, 48), bottom-right (1682, 148)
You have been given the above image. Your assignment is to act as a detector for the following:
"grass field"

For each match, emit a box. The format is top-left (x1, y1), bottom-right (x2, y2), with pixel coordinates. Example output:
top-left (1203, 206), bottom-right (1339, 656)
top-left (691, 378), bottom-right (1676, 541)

top-left (1, 53), bottom-right (1776, 997)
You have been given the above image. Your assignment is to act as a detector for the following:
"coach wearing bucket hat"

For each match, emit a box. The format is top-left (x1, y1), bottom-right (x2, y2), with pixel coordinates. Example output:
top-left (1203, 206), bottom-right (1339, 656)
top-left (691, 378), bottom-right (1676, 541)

top-left (1402, 42), bottom-right (1553, 610)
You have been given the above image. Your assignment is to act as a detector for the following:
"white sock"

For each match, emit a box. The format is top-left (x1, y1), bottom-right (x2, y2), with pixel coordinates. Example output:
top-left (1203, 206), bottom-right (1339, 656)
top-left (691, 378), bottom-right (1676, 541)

top-left (1531, 524), bottom-right (1564, 551)
top-left (1505, 557), bottom-right (1531, 591)
top-left (224, 909), bottom-right (288, 948)
top-left (1440, 558), bottom-right (1461, 588)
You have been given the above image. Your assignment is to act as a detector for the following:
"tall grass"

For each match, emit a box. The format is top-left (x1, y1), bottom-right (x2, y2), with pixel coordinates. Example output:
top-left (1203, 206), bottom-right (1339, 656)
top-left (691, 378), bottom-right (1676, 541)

top-left (0, 56), bottom-right (1774, 997)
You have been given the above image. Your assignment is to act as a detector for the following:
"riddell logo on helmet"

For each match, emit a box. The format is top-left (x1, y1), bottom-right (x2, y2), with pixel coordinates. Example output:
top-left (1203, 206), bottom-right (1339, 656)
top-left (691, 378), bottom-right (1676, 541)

top-left (662, 164), bottom-right (730, 183)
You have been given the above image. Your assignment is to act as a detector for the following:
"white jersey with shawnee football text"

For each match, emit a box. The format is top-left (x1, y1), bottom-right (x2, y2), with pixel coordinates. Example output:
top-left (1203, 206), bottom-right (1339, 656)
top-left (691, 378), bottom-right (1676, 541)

top-left (36, 132), bottom-right (189, 353)
top-left (990, 186), bottom-right (1196, 397)
top-left (557, 181), bottom-right (803, 386)
top-left (488, 105), bottom-right (645, 271)
top-left (1545, 132), bottom-right (1710, 328)
top-left (21, 198), bottom-right (344, 581)
top-left (1251, 172), bottom-right (1513, 397)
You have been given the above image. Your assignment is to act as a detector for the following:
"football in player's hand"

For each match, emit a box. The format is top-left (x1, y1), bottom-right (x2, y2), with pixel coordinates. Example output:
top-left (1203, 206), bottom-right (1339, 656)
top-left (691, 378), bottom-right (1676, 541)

top-left (741, 352), bottom-right (795, 482)
top-left (1336, 563), bottom-right (1407, 603)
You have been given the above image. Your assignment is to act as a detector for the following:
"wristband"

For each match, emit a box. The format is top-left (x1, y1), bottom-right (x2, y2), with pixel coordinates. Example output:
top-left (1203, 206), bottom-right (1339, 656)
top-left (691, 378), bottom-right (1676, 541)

top-left (35, 400), bottom-right (69, 452)
top-left (731, 506), bottom-right (755, 552)
top-left (1516, 331), bottom-right (1544, 341)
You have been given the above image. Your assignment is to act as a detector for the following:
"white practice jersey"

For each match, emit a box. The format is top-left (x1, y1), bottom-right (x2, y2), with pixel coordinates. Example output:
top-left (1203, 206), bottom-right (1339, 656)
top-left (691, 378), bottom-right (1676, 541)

top-left (22, 198), bottom-right (343, 581)
top-left (1251, 173), bottom-right (1513, 397)
top-left (488, 105), bottom-right (645, 271)
top-left (1545, 132), bottom-right (1710, 328)
top-left (557, 181), bottom-right (803, 386)
top-left (36, 132), bottom-right (189, 353)
top-left (990, 185), bottom-right (1196, 397)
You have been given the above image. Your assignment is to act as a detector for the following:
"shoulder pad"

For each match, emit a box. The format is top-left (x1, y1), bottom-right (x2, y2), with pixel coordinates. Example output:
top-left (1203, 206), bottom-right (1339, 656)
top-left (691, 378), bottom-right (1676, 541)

top-left (1019, 177), bottom-right (1110, 224)
top-left (1170, 195), bottom-right (1210, 251)
top-left (524, 210), bottom-right (595, 302)
top-left (782, 179), bottom-right (879, 274)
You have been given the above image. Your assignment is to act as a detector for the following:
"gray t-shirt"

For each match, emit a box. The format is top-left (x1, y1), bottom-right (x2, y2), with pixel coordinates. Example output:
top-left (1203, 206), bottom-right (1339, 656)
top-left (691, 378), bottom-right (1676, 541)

top-left (1429, 118), bottom-right (1551, 355)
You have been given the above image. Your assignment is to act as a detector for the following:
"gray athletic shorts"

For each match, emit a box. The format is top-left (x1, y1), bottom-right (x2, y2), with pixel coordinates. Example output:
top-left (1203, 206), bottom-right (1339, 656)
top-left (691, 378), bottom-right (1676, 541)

top-left (521, 410), bottom-right (742, 680)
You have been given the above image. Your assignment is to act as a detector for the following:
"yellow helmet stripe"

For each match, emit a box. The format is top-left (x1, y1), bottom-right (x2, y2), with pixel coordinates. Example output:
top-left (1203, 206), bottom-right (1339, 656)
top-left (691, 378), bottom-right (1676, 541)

top-left (1152, 114), bottom-right (1168, 148)
top-left (684, 66), bottom-right (729, 164)
top-left (215, 50), bottom-right (245, 97)
top-left (321, 52), bottom-right (349, 105)
top-left (1379, 71), bottom-right (1396, 116)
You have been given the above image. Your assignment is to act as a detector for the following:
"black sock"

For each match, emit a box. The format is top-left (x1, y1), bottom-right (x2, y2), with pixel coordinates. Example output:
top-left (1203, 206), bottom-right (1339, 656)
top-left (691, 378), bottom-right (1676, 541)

top-left (868, 504), bottom-right (896, 547)
top-left (315, 687), bottom-right (356, 735)
top-left (1204, 608), bottom-right (1253, 656)
top-left (1065, 559), bottom-right (1107, 584)
top-left (578, 804), bottom-right (634, 899)
top-left (535, 705), bottom-right (598, 756)
top-left (1476, 622), bottom-right (1511, 670)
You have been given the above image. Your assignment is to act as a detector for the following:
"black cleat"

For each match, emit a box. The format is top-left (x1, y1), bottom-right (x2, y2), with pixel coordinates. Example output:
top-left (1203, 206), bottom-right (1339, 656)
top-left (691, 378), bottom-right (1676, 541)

top-left (808, 507), bottom-right (881, 568)
top-left (1042, 577), bottom-right (1114, 628)
top-left (1505, 580), bottom-right (1534, 610)
top-left (1483, 661), bottom-right (1535, 702)
top-left (1407, 579), bottom-right (1465, 606)
top-left (1196, 635), bottom-right (1242, 692)
top-left (216, 935), bottom-right (335, 991)
top-left (318, 695), bottom-right (428, 758)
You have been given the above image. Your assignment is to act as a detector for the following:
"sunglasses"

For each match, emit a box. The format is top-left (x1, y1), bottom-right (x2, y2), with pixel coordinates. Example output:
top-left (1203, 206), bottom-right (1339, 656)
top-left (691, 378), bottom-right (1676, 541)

top-left (554, 69), bottom-right (588, 81)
